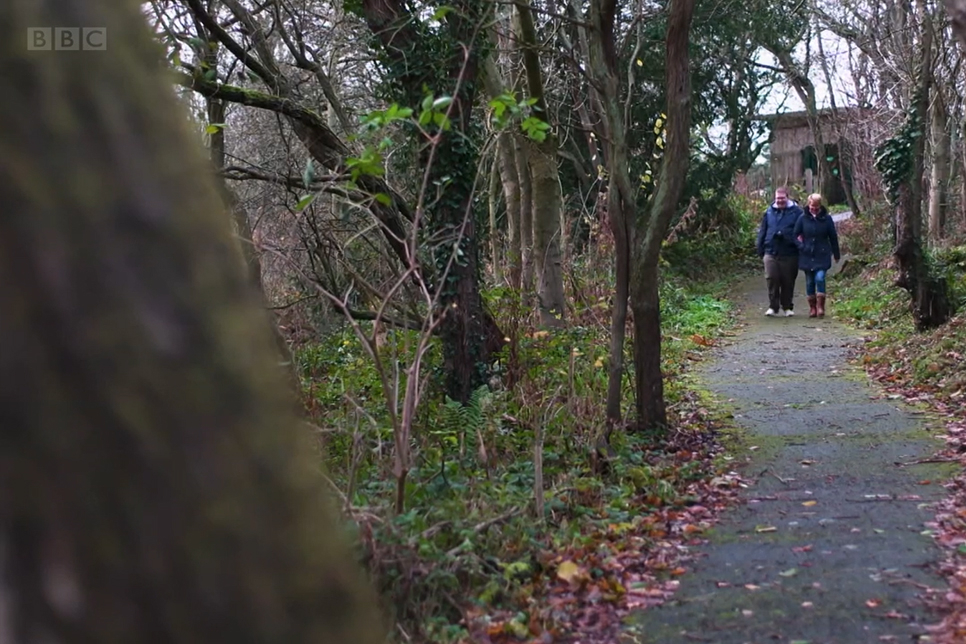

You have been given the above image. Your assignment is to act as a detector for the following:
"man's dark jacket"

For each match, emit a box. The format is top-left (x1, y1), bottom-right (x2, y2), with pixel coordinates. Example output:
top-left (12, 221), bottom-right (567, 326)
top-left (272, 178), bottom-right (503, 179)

top-left (756, 199), bottom-right (804, 257)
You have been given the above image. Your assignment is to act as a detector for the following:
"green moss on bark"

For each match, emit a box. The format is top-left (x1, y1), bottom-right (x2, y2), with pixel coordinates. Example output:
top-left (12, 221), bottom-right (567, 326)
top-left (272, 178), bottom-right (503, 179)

top-left (0, 1), bottom-right (383, 641)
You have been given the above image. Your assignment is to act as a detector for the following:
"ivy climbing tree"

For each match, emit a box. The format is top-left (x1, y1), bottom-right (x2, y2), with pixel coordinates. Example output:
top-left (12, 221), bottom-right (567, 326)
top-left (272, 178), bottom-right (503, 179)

top-left (356, 0), bottom-right (504, 403)
top-left (873, 2), bottom-right (953, 331)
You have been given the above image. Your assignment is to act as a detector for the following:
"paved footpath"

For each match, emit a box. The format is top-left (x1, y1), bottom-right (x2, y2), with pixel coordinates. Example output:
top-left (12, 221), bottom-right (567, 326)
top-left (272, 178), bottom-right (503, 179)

top-left (631, 274), bottom-right (954, 643)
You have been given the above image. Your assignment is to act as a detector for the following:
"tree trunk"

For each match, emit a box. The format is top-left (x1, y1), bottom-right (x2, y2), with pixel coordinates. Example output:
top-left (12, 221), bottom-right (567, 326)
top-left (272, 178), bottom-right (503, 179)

top-left (0, 0), bottom-right (383, 641)
top-left (585, 0), bottom-right (633, 428)
top-left (501, 133), bottom-right (524, 289)
top-left (488, 154), bottom-right (504, 283)
top-left (516, 0), bottom-right (566, 326)
top-left (530, 144), bottom-right (566, 325)
top-left (629, 0), bottom-right (695, 433)
top-left (604, 179), bottom-right (632, 426)
top-left (945, 0), bottom-right (966, 50)
top-left (630, 267), bottom-right (663, 432)
top-left (895, 0), bottom-right (952, 330)
top-left (929, 93), bottom-right (951, 240)
top-left (482, 55), bottom-right (523, 288)
top-left (360, 0), bottom-right (504, 403)
top-left (515, 132), bottom-right (536, 292)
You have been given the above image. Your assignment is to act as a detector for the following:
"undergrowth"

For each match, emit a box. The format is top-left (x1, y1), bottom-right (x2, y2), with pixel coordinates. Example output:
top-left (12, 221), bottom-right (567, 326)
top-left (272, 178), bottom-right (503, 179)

top-left (835, 215), bottom-right (966, 396)
top-left (295, 197), bottom-right (758, 642)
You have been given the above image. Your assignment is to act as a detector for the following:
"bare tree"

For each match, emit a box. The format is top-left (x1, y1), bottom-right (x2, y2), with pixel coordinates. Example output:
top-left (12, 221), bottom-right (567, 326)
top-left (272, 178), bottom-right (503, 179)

top-left (581, 0), bottom-right (695, 432)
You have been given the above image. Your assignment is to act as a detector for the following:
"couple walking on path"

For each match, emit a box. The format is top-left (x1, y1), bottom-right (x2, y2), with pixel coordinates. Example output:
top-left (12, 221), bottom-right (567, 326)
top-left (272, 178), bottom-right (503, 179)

top-left (756, 187), bottom-right (840, 319)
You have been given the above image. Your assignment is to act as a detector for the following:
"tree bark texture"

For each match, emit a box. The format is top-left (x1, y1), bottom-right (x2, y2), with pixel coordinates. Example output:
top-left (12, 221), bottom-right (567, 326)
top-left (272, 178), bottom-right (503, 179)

top-left (0, 0), bottom-right (384, 642)
top-left (516, 0), bottom-right (566, 326)
top-left (515, 132), bottom-right (536, 292)
top-left (488, 154), bottom-right (504, 283)
top-left (630, 0), bottom-right (695, 433)
top-left (929, 93), bottom-right (951, 240)
top-left (500, 134), bottom-right (524, 289)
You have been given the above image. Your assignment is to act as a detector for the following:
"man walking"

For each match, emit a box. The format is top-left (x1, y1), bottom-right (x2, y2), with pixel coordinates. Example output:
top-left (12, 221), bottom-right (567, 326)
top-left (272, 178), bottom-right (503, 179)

top-left (756, 187), bottom-right (804, 317)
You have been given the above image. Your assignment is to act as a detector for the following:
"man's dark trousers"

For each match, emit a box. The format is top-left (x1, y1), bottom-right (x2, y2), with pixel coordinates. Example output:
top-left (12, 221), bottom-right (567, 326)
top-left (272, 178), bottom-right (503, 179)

top-left (763, 254), bottom-right (799, 311)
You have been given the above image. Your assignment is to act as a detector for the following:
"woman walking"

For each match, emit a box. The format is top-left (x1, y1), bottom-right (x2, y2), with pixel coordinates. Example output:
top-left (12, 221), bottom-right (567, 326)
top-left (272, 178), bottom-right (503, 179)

top-left (794, 193), bottom-right (841, 318)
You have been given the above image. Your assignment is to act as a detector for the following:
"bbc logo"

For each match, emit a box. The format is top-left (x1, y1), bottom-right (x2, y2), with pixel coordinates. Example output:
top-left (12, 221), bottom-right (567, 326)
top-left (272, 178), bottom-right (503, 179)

top-left (27, 28), bottom-right (107, 51)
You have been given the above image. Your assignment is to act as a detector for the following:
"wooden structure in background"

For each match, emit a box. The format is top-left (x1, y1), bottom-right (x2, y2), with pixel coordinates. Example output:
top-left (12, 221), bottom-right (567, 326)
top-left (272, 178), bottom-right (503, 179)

top-left (763, 108), bottom-right (860, 205)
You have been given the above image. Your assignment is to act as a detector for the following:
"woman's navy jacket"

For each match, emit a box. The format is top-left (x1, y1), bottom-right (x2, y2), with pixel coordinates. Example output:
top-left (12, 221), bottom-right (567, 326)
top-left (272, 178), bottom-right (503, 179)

top-left (794, 207), bottom-right (840, 271)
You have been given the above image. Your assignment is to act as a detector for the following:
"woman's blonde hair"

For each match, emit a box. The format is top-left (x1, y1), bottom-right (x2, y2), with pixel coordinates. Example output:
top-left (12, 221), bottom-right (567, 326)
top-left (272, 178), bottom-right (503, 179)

top-left (807, 193), bottom-right (824, 207)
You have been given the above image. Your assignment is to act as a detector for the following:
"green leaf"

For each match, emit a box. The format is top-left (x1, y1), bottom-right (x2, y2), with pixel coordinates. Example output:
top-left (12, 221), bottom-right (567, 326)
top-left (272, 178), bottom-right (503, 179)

top-left (294, 194), bottom-right (316, 211)
top-left (431, 5), bottom-right (455, 21)
top-left (432, 96), bottom-right (453, 110)
top-left (432, 112), bottom-right (451, 130)
top-left (205, 123), bottom-right (225, 134)
top-left (374, 192), bottom-right (392, 206)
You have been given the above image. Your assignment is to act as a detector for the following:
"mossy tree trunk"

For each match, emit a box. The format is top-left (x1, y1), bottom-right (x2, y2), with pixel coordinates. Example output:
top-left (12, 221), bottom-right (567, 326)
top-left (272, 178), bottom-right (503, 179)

top-left (516, 0), bottom-right (566, 327)
top-left (0, 0), bottom-right (383, 641)
top-left (359, 0), bottom-right (504, 403)
top-left (894, 0), bottom-right (952, 331)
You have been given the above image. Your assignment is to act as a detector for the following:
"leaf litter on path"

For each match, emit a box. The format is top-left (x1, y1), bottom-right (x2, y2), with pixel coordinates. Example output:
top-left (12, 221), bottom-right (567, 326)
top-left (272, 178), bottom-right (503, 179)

top-left (464, 413), bottom-right (748, 643)
top-left (847, 319), bottom-right (966, 643)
